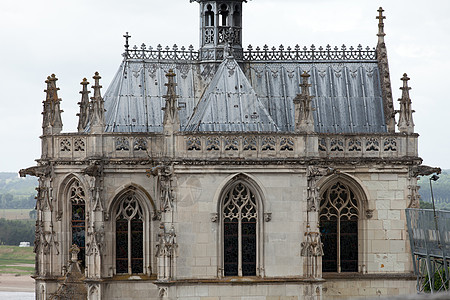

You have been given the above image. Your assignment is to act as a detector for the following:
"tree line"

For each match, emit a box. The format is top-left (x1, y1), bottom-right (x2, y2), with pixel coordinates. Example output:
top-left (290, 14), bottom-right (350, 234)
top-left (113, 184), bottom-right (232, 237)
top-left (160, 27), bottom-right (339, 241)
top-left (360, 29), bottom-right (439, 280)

top-left (0, 219), bottom-right (35, 246)
top-left (418, 170), bottom-right (450, 210)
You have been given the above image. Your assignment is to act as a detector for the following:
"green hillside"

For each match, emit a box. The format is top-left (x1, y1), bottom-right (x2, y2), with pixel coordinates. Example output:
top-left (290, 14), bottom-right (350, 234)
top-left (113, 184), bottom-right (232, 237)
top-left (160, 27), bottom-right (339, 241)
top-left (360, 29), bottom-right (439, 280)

top-left (0, 172), bottom-right (37, 209)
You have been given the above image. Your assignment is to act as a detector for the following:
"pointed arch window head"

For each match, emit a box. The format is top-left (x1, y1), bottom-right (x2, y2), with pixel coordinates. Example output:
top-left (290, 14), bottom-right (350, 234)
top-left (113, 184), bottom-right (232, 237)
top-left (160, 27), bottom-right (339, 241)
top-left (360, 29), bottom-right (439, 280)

top-left (70, 180), bottom-right (86, 267)
top-left (116, 192), bottom-right (144, 274)
top-left (223, 182), bottom-right (257, 277)
top-left (320, 182), bottom-right (359, 273)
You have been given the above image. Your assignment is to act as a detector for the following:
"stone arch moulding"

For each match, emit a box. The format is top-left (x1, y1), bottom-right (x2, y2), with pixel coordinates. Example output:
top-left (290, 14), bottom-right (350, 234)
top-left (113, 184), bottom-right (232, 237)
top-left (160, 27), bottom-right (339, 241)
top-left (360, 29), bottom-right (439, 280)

top-left (214, 172), bottom-right (267, 278)
top-left (107, 183), bottom-right (157, 276)
top-left (57, 173), bottom-right (90, 274)
top-left (317, 172), bottom-right (371, 213)
top-left (106, 183), bottom-right (157, 221)
top-left (213, 172), bottom-right (268, 214)
top-left (57, 173), bottom-right (90, 220)
top-left (317, 172), bottom-right (370, 274)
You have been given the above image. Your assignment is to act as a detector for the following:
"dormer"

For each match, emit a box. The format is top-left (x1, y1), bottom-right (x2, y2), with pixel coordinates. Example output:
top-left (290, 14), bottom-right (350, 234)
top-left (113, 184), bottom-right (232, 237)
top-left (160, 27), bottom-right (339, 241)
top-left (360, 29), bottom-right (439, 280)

top-left (191, 0), bottom-right (246, 61)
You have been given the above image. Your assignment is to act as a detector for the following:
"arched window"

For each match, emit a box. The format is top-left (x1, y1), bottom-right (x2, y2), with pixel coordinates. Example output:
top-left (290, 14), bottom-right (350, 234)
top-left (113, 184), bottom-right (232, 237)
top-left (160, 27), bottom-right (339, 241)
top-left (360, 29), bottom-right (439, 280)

top-left (70, 180), bottom-right (86, 267)
top-left (223, 182), bottom-right (257, 276)
top-left (115, 192), bottom-right (144, 274)
top-left (319, 182), bottom-right (359, 273)
top-left (205, 4), bottom-right (214, 26)
top-left (219, 4), bottom-right (229, 26)
top-left (233, 6), bottom-right (241, 27)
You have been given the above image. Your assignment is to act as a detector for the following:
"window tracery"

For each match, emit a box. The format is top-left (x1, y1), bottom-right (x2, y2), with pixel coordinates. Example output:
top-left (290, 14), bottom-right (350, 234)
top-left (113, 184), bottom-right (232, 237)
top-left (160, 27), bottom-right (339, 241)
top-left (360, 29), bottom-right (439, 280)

top-left (115, 192), bottom-right (144, 274)
top-left (223, 182), bottom-right (257, 276)
top-left (70, 180), bottom-right (86, 266)
top-left (319, 182), bottom-right (359, 273)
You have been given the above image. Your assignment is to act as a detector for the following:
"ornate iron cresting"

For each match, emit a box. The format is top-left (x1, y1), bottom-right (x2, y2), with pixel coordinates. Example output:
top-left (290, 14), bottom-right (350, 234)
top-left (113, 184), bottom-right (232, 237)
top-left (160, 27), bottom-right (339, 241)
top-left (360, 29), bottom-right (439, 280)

top-left (123, 43), bottom-right (377, 61)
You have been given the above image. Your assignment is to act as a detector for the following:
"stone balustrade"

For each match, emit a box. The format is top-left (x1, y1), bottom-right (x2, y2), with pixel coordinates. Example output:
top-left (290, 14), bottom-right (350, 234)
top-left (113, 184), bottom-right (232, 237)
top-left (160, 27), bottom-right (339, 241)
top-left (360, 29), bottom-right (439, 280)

top-left (46, 132), bottom-right (418, 161)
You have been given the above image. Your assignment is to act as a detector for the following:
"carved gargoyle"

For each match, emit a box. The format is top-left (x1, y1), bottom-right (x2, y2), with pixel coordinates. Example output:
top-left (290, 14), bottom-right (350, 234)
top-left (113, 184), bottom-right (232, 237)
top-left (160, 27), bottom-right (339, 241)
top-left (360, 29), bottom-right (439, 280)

top-left (19, 165), bottom-right (50, 178)
top-left (411, 165), bottom-right (441, 177)
top-left (81, 164), bottom-right (102, 177)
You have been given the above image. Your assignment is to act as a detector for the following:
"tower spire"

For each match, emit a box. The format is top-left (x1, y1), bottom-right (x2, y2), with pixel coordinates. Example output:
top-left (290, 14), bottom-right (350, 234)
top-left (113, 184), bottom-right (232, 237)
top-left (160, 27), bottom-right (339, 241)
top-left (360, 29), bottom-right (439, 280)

top-left (77, 78), bottom-right (90, 133)
top-left (293, 72), bottom-right (315, 133)
top-left (42, 74), bottom-right (63, 135)
top-left (397, 73), bottom-right (415, 134)
top-left (90, 72), bottom-right (105, 133)
top-left (375, 7), bottom-right (396, 133)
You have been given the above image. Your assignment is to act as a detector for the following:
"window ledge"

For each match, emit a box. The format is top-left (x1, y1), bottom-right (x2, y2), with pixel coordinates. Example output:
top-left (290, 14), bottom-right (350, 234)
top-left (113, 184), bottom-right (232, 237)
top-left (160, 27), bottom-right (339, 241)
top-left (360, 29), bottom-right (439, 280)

top-left (322, 272), bottom-right (415, 280)
top-left (156, 277), bottom-right (325, 285)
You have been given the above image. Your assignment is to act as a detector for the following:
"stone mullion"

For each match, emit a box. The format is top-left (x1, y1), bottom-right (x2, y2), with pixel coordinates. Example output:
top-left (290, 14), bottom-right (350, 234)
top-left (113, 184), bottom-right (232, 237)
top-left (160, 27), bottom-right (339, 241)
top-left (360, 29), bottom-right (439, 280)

top-left (238, 210), bottom-right (242, 277)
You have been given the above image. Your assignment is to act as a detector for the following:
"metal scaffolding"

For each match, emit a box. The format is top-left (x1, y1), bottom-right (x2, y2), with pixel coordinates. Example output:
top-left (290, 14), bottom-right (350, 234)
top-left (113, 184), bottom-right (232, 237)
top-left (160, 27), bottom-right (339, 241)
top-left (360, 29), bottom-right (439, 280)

top-left (406, 208), bottom-right (450, 293)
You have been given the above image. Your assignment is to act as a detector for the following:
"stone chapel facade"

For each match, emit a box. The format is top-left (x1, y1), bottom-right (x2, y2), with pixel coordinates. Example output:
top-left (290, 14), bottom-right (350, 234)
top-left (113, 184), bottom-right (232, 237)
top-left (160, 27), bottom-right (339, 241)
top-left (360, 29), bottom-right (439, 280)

top-left (21, 1), bottom-right (432, 299)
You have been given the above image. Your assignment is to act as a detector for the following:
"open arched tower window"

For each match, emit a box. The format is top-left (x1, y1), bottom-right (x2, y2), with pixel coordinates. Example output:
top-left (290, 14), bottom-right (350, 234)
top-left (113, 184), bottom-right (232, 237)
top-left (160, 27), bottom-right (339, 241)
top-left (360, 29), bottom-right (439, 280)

top-left (222, 182), bottom-right (258, 277)
top-left (205, 4), bottom-right (214, 26)
top-left (219, 4), bottom-right (229, 26)
top-left (70, 180), bottom-right (86, 267)
top-left (233, 5), bottom-right (241, 27)
top-left (115, 192), bottom-right (144, 274)
top-left (319, 181), bottom-right (359, 273)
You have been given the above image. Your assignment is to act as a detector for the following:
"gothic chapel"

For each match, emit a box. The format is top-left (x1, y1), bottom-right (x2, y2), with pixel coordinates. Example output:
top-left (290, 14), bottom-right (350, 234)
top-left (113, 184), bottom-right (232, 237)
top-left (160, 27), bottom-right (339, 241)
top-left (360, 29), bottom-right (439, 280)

top-left (21, 1), bottom-right (432, 299)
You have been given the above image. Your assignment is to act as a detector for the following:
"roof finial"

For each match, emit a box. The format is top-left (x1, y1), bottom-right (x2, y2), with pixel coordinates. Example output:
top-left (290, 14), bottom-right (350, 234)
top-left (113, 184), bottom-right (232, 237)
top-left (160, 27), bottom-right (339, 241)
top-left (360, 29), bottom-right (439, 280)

top-left (376, 7), bottom-right (386, 43)
top-left (293, 71), bottom-right (315, 133)
top-left (77, 78), bottom-right (90, 133)
top-left (162, 69), bottom-right (180, 133)
top-left (123, 32), bottom-right (131, 53)
top-left (90, 72), bottom-right (105, 133)
top-left (397, 73), bottom-right (414, 134)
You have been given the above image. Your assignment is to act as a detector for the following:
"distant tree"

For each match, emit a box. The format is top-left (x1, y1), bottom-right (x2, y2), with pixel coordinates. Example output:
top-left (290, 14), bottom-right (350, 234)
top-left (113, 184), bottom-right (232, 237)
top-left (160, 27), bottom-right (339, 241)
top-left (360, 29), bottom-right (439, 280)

top-left (29, 210), bottom-right (37, 219)
top-left (419, 200), bottom-right (434, 209)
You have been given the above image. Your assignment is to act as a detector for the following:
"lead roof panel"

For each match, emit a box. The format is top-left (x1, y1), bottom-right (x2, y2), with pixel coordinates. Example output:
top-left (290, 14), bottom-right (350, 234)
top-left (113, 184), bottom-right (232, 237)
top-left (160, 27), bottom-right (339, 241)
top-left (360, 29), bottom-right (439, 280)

top-left (103, 58), bottom-right (386, 133)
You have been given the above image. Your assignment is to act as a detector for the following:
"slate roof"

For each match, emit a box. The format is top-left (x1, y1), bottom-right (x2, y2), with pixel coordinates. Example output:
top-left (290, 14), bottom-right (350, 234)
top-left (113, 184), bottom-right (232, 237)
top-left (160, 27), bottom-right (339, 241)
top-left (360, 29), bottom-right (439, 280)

top-left (103, 51), bottom-right (386, 134)
top-left (184, 57), bottom-right (279, 132)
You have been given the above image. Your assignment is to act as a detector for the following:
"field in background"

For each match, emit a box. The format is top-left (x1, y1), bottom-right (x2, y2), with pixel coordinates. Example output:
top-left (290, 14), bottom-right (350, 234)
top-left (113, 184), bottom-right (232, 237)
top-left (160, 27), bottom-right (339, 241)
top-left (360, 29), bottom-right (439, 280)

top-left (0, 246), bottom-right (34, 275)
top-left (0, 209), bottom-right (34, 220)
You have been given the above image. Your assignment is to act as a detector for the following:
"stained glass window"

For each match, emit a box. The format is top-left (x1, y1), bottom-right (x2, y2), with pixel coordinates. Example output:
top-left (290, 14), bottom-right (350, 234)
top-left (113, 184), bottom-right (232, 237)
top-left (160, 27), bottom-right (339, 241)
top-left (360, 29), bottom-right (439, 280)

top-left (70, 181), bottom-right (86, 267)
top-left (115, 192), bottom-right (144, 274)
top-left (223, 183), bottom-right (257, 277)
top-left (320, 182), bottom-right (359, 273)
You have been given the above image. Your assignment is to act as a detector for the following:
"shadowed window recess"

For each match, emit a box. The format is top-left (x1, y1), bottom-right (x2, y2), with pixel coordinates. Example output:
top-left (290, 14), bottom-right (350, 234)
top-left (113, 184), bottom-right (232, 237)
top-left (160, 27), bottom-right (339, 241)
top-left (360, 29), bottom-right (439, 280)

top-left (116, 192), bottom-right (144, 274)
top-left (70, 180), bottom-right (86, 267)
top-left (320, 182), bottom-right (359, 273)
top-left (223, 182), bottom-right (257, 276)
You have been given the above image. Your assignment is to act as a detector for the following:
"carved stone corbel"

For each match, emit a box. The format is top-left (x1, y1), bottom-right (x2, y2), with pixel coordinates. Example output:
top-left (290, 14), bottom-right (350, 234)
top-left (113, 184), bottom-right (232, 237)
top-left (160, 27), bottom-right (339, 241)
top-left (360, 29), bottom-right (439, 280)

top-left (264, 213), bottom-right (272, 222)
top-left (210, 213), bottom-right (218, 223)
top-left (365, 209), bottom-right (374, 219)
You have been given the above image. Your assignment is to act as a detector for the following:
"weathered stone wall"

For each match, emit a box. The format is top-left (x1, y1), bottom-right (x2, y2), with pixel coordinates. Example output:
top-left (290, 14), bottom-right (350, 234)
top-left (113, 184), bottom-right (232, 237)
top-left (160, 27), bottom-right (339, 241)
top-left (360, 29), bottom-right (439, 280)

top-left (323, 278), bottom-right (415, 299)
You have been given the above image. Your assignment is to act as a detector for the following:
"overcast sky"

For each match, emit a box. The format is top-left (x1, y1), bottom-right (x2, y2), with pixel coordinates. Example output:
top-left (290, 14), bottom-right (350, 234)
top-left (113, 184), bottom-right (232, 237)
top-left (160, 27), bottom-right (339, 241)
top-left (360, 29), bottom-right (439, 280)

top-left (1, 0), bottom-right (449, 172)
